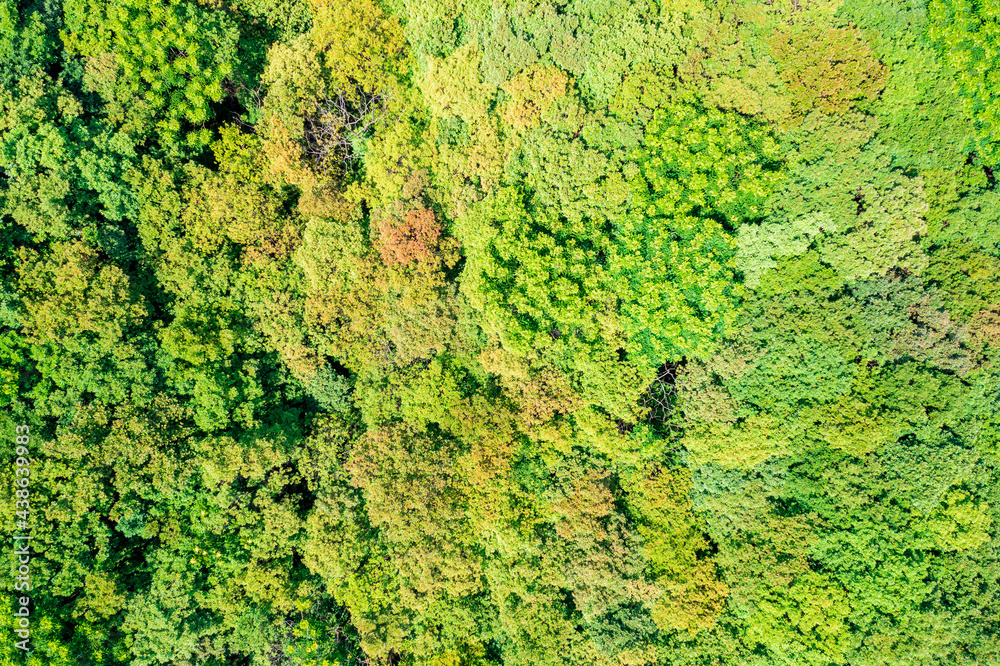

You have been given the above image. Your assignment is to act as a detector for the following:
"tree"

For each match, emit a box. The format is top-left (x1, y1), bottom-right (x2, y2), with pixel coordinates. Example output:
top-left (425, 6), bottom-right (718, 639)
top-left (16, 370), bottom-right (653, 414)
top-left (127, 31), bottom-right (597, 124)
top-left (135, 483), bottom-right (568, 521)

top-left (62, 0), bottom-right (240, 149)
top-left (16, 240), bottom-right (155, 420)
top-left (613, 102), bottom-right (783, 365)
top-left (928, 0), bottom-right (1000, 166)
top-left (0, 0), bottom-right (57, 88)
top-left (769, 23), bottom-right (888, 117)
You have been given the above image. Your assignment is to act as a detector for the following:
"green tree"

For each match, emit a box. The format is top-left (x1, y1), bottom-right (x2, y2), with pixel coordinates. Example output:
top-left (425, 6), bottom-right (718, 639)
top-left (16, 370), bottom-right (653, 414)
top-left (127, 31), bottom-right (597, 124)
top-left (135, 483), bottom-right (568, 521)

top-left (614, 103), bottom-right (783, 365)
top-left (928, 0), bottom-right (1000, 166)
top-left (62, 0), bottom-right (240, 149)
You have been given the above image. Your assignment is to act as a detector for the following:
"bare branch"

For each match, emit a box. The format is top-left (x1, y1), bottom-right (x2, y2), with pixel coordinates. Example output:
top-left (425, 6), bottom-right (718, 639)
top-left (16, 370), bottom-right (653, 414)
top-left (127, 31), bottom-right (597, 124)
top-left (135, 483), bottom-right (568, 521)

top-left (302, 87), bottom-right (393, 166)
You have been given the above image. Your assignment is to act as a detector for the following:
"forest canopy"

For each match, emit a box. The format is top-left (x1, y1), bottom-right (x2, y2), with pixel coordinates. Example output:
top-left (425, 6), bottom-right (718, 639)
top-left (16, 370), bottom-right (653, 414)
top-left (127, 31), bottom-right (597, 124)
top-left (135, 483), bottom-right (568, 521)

top-left (1, 0), bottom-right (999, 665)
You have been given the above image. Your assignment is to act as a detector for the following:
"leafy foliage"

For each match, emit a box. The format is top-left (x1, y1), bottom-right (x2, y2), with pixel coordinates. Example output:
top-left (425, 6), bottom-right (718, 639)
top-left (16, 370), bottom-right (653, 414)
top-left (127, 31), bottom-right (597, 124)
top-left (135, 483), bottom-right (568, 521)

top-left (2, 1), bottom-right (999, 665)
top-left (928, 0), bottom-right (1000, 165)
top-left (62, 0), bottom-right (240, 148)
